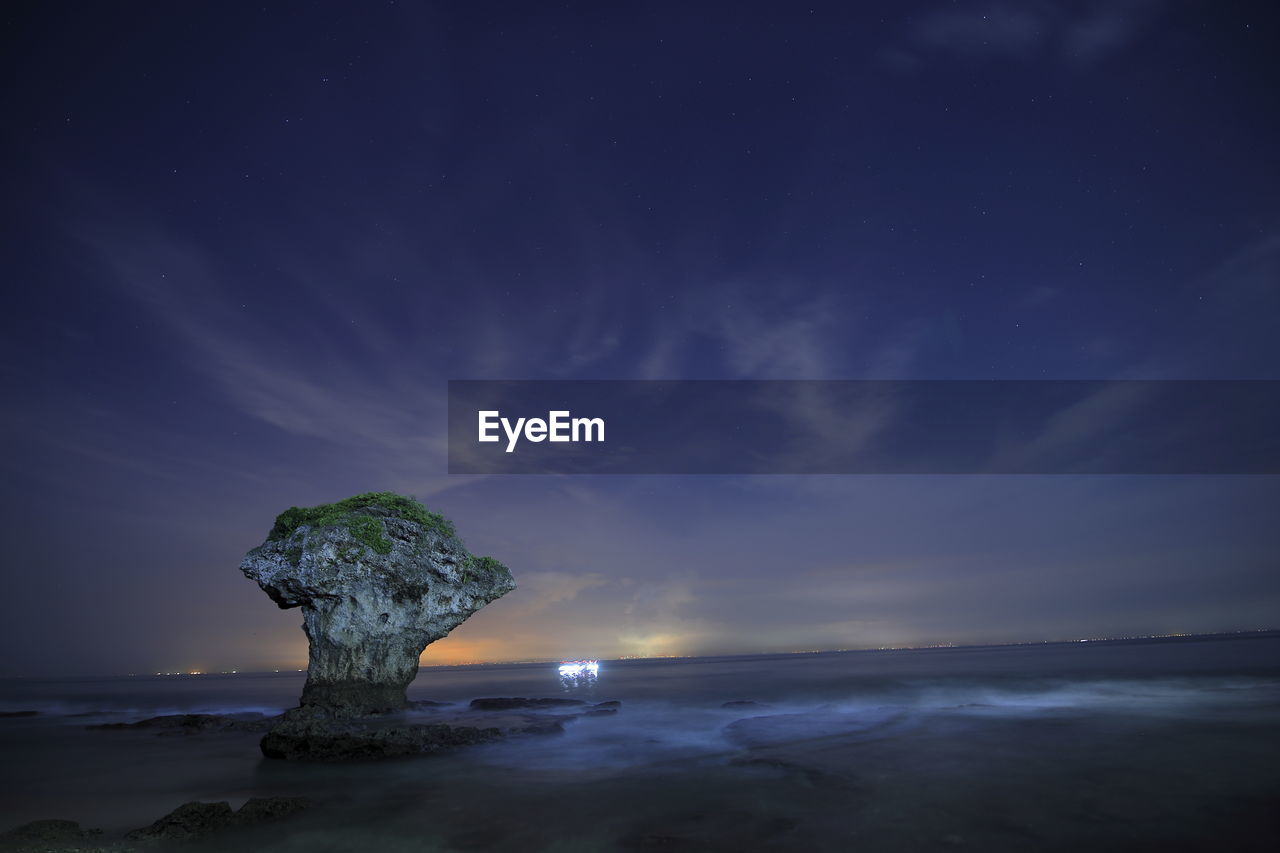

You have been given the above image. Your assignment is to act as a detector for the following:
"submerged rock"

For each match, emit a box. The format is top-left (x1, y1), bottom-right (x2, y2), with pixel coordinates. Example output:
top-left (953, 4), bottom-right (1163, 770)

top-left (240, 492), bottom-right (515, 717)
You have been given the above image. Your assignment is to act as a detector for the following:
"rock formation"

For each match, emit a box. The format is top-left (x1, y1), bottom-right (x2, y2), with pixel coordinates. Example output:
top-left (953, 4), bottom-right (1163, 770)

top-left (241, 492), bottom-right (515, 717)
top-left (0, 819), bottom-right (101, 849)
top-left (124, 798), bottom-right (313, 841)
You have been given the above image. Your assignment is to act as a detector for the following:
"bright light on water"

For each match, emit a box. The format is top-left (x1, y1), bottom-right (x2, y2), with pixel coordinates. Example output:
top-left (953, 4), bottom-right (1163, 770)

top-left (558, 660), bottom-right (600, 677)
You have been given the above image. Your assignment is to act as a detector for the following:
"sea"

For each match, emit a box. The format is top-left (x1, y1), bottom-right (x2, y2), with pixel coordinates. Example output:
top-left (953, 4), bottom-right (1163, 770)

top-left (2, 633), bottom-right (1278, 851)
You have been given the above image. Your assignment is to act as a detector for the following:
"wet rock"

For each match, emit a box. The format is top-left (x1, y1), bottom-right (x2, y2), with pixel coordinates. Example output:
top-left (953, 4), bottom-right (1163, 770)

top-left (259, 715), bottom-right (502, 761)
top-left (125, 801), bottom-right (234, 841)
top-left (2, 819), bottom-right (99, 843)
top-left (240, 493), bottom-right (515, 718)
top-left (123, 797), bottom-right (313, 842)
top-left (231, 797), bottom-right (313, 825)
top-left (88, 713), bottom-right (275, 734)
top-left (89, 713), bottom-right (217, 731)
top-left (3, 801), bottom-right (310, 849)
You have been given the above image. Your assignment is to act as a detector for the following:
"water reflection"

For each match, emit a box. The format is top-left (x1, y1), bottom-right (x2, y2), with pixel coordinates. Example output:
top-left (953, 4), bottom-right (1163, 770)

top-left (558, 659), bottom-right (599, 688)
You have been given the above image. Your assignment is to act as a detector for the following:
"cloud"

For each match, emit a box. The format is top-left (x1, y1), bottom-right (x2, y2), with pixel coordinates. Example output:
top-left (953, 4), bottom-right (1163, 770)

top-left (1206, 230), bottom-right (1280, 309)
top-left (636, 283), bottom-right (846, 379)
top-left (984, 381), bottom-right (1156, 472)
top-left (1108, 228), bottom-right (1280, 379)
top-left (636, 280), bottom-right (926, 381)
top-left (517, 570), bottom-right (612, 610)
top-left (616, 574), bottom-right (711, 656)
top-left (882, 0), bottom-right (1164, 71)
top-left (64, 224), bottom-right (491, 502)
top-left (715, 293), bottom-right (847, 379)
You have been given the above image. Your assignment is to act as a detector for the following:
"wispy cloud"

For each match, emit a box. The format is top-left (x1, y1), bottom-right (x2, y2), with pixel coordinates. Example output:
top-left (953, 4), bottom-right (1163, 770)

top-left (882, 0), bottom-right (1164, 71)
top-left (984, 381), bottom-right (1155, 472)
top-left (64, 224), bottom-right (487, 503)
top-left (636, 281), bottom-right (926, 381)
top-left (517, 570), bottom-right (612, 610)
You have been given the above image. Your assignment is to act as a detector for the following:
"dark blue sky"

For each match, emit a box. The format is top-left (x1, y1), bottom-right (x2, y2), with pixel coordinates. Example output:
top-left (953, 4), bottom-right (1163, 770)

top-left (2, 1), bottom-right (1277, 675)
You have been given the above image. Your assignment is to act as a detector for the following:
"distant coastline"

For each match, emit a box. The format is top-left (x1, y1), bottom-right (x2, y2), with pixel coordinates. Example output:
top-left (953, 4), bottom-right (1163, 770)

top-left (3, 628), bottom-right (1276, 681)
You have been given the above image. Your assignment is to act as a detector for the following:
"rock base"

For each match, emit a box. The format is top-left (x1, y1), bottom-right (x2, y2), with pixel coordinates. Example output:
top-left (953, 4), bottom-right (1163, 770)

top-left (259, 697), bottom-right (623, 761)
top-left (260, 716), bottom-right (502, 761)
top-left (299, 679), bottom-right (414, 716)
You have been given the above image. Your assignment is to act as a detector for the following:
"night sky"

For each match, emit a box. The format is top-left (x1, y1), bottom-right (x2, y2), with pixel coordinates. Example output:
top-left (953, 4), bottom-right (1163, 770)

top-left (2, 1), bottom-right (1277, 676)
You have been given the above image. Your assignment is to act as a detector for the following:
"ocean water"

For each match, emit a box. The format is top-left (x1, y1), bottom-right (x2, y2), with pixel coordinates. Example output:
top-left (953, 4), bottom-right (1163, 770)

top-left (2, 635), bottom-right (1278, 851)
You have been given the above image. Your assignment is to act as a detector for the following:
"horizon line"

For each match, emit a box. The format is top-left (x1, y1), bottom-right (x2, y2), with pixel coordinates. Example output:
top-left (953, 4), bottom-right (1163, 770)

top-left (3, 627), bottom-right (1276, 680)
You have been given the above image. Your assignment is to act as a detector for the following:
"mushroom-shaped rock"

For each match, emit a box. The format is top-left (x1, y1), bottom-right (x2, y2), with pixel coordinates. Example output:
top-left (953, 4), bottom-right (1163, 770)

top-left (241, 493), bottom-right (514, 716)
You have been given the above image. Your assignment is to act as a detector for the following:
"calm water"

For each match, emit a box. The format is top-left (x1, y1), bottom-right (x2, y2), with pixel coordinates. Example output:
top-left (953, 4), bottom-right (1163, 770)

top-left (2, 635), bottom-right (1278, 851)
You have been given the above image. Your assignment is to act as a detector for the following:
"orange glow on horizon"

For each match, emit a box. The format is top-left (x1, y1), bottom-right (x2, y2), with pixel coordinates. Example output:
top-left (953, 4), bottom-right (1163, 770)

top-left (420, 634), bottom-right (517, 666)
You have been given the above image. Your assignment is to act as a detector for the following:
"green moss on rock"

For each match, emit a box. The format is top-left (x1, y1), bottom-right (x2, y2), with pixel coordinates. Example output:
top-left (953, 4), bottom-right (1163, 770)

top-left (460, 554), bottom-right (508, 584)
top-left (268, 491), bottom-right (457, 556)
top-left (472, 556), bottom-right (506, 573)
